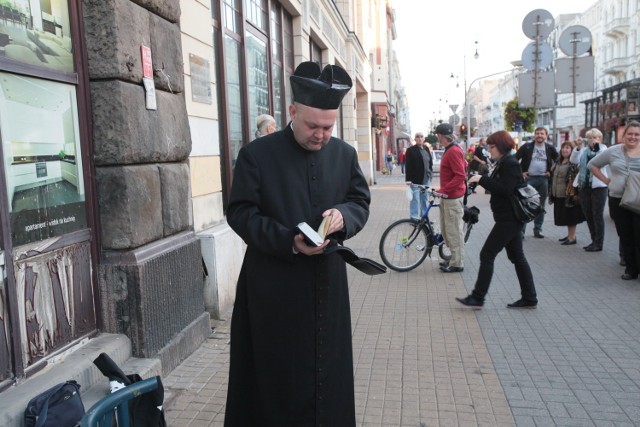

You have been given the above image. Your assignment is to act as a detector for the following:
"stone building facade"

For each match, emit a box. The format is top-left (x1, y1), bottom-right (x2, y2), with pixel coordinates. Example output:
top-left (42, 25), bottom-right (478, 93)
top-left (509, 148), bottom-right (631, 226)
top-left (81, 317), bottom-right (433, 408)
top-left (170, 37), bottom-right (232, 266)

top-left (0, 0), bottom-right (403, 421)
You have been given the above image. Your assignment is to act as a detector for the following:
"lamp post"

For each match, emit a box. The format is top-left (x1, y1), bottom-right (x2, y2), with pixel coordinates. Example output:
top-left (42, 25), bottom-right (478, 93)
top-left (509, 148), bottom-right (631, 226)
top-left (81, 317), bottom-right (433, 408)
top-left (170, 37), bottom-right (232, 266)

top-left (465, 66), bottom-right (523, 149)
top-left (463, 41), bottom-right (480, 149)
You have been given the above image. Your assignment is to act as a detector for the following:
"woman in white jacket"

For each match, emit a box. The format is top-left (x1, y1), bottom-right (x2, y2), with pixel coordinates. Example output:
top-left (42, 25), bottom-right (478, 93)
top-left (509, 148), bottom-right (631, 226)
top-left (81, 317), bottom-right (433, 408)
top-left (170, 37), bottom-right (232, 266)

top-left (570, 128), bottom-right (608, 252)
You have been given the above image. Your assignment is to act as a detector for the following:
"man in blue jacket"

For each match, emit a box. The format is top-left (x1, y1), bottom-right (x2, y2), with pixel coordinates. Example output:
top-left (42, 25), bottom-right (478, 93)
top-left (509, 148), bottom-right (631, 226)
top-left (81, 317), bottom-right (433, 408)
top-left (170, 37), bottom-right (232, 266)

top-left (515, 127), bottom-right (559, 238)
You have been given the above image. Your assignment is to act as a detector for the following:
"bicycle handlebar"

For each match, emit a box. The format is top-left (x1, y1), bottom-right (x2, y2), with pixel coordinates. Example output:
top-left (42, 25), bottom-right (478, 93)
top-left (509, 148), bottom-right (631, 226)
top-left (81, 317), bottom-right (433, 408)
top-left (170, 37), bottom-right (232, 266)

top-left (416, 185), bottom-right (448, 199)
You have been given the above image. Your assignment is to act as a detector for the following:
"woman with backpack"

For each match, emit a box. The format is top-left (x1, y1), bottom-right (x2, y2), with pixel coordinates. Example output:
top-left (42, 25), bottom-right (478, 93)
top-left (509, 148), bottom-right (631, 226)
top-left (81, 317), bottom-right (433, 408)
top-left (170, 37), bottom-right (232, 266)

top-left (456, 130), bottom-right (538, 309)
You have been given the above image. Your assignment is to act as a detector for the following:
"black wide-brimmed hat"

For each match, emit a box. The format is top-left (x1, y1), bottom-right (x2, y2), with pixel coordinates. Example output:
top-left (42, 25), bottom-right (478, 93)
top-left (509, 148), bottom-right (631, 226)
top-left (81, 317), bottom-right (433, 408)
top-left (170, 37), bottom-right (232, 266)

top-left (290, 62), bottom-right (352, 110)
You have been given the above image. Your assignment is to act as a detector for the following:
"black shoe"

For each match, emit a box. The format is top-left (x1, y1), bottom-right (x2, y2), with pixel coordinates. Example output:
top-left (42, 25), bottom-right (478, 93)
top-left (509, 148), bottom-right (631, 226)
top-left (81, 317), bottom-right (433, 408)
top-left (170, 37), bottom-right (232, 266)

top-left (507, 299), bottom-right (538, 309)
top-left (584, 246), bottom-right (602, 252)
top-left (583, 243), bottom-right (594, 250)
top-left (561, 239), bottom-right (577, 245)
top-left (558, 236), bottom-right (569, 242)
top-left (621, 273), bottom-right (638, 280)
top-left (533, 232), bottom-right (544, 238)
top-left (455, 295), bottom-right (483, 309)
top-left (439, 261), bottom-right (449, 268)
top-left (440, 265), bottom-right (464, 273)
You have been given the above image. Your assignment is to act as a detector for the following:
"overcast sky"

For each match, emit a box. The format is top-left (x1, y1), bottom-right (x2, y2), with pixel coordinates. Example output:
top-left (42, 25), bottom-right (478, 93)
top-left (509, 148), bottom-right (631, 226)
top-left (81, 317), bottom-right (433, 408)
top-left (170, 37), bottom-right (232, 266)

top-left (393, 0), bottom-right (597, 135)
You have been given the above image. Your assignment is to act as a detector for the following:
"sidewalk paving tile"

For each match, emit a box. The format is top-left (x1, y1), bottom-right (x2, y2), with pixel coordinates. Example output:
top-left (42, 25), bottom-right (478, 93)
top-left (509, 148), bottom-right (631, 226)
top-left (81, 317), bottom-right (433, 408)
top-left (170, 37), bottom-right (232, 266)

top-left (163, 172), bottom-right (640, 426)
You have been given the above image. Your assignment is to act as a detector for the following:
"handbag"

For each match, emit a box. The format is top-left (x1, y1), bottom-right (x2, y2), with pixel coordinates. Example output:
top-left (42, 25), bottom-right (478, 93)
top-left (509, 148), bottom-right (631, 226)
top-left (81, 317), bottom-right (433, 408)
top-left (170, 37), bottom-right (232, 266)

top-left (620, 151), bottom-right (640, 214)
top-left (511, 184), bottom-right (544, 223)
top-left (565, 164), bottom-right (580, 208)
top-left (24, 380), bottom-right (85, 427)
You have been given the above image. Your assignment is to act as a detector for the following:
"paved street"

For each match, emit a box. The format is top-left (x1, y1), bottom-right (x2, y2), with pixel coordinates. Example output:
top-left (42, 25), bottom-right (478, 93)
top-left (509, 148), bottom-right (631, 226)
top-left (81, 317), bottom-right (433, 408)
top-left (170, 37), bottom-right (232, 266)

top-left (163, 172), bottom-right (640, 426)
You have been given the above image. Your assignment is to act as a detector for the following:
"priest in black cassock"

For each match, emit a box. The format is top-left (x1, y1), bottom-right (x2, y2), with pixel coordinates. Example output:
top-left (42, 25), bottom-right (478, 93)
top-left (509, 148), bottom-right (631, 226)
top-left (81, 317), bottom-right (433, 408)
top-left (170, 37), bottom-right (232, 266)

top-left (224, 61), bottom-right (370, 427)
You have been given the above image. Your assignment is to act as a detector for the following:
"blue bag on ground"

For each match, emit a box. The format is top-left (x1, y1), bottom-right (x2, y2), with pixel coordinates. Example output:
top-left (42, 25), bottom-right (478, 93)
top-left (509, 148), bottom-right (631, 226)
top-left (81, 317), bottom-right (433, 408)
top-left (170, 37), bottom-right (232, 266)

top-left (24, 380), bottom-right (85, 427)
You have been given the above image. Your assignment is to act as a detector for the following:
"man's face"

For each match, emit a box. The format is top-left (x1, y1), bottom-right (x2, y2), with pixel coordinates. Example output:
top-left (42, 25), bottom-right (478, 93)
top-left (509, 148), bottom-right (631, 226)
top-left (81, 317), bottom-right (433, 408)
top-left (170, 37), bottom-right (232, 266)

top-left (289, 103), bottom-right (337, 151)
top-left (414, 134), bottom-right (424, 146)
top-left (437, 134), bottom-right (450, 146)
top-left (534, 130), bottom-right (547, 143)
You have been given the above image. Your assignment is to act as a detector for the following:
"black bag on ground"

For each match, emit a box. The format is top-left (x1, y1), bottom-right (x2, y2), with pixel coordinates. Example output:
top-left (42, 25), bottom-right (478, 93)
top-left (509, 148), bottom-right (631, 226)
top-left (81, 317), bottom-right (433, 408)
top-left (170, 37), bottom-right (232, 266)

top-left (511, 184), bottom-right (543, 223)
top-left (93, 353), bottom-right (167, 427)
top-left (24, 380), bottom-right (85, 427)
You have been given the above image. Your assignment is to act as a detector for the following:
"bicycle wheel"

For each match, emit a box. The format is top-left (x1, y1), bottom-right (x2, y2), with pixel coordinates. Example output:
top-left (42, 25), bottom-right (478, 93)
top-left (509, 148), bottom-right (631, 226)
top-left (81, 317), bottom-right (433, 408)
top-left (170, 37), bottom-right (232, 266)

top-left (379, 219), bottom-right (430, 272)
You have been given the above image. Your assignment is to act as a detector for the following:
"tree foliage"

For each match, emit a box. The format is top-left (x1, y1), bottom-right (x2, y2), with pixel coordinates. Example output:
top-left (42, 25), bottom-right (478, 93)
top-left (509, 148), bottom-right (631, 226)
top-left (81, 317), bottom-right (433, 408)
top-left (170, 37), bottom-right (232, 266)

top-left (504, 99), bottom-right (537, 132)
top-left (426, 133), bottom-right (438, 144)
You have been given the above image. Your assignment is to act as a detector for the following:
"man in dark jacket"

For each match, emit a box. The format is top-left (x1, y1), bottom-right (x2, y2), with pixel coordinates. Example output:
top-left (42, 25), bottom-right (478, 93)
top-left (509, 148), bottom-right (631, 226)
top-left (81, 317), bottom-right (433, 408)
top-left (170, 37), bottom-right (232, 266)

top-left (224, 62), bottom-right (370, 427)
top-left (515, 127), bottom-right (559, 238)
top-left (405, 132), bottom-right (433, 219)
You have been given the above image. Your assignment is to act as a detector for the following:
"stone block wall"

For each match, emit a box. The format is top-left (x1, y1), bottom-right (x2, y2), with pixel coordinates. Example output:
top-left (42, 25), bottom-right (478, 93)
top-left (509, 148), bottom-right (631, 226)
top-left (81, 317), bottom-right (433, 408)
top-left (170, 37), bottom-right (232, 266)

top-left (83, 0), bottom-right (207, 365)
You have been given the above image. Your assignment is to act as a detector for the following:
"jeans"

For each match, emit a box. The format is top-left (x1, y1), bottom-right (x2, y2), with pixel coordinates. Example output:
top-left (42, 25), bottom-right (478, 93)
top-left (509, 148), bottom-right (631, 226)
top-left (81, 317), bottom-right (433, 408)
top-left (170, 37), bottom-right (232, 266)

top-left (440, 197), bottom-right (465, 268)
top-left (472, 220), bottom-right (537, 302)
top-left (523, 175), bottom-right (549, 234)
top-left (579, 186), bottom-right (607, 248)
top-left (409, 179), bottom-right (430, 220)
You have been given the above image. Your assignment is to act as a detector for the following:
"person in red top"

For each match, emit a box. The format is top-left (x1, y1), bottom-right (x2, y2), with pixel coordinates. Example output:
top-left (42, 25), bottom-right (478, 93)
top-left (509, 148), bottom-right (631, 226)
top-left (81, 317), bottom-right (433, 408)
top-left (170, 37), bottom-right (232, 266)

top-left (398, 147), bottom-right (406, 174)
top-left (435, 123), bottom-right (468, 272)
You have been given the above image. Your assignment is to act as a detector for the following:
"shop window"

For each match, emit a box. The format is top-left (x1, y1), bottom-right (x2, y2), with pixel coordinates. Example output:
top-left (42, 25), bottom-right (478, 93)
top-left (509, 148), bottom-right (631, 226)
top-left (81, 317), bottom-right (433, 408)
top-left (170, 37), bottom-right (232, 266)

top-left (0, 0), bottom-right (73, 73)
top-left (0, 73), bottom-right (86, 247)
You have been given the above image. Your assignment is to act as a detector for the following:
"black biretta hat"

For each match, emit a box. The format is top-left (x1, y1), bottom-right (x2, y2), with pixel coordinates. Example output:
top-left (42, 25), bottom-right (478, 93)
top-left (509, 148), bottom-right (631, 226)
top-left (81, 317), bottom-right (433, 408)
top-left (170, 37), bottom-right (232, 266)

top-left (290, 61), bottom-right (353, 110)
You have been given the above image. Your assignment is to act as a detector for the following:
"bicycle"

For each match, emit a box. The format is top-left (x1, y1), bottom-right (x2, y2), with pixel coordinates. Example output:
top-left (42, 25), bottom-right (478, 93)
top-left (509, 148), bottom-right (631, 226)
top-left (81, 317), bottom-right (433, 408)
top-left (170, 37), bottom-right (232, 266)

top-left (379, 186), bottom-right (479, 272)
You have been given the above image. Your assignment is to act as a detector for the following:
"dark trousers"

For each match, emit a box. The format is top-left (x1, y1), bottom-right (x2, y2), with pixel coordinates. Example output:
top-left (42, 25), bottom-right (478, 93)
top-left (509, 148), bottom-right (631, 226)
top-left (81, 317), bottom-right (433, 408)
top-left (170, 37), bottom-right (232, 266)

top-left (472, 220), bottom-right (537, 302)
top-left (609, 197), bottom-right (640, 276)
top-left (523, 175), bottom-right (548, 234)
top-left (579, 186), bottom-right (608, 248)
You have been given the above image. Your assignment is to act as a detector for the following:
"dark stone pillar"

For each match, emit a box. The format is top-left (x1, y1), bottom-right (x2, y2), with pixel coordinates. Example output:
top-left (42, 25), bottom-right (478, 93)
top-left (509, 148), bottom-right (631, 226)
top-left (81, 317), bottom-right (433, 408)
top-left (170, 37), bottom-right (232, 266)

top-left (83, 0), bottom-right (207, 372)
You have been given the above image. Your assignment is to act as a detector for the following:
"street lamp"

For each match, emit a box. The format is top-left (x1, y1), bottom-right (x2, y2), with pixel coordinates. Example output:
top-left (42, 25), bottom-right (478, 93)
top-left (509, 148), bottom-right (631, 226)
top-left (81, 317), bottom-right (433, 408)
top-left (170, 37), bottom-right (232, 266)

top-left (465, 66), bottom-right (523, 149)
top-left (463, 41), bottom-right (480, 149)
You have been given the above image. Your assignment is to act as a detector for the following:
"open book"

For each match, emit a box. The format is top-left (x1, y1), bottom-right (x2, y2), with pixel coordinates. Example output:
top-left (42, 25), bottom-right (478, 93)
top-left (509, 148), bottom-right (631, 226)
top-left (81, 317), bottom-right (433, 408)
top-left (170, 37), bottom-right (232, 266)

top-left (296, 215), bottom-right (333, 247)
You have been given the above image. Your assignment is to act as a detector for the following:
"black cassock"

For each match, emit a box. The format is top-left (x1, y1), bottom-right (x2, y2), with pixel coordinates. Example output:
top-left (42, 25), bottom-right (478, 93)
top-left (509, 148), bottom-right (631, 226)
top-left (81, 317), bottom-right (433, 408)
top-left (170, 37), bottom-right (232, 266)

top-left (224, 125), bottom-right (370, 427)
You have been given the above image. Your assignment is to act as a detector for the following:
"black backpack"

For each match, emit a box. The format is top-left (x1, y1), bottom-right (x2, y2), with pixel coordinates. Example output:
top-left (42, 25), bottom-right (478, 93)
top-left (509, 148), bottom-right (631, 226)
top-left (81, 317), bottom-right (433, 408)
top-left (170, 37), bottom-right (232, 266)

top-left (511, 184), bottom-right (544, 223)
top-left (24, 380), bottom-right (85, 427)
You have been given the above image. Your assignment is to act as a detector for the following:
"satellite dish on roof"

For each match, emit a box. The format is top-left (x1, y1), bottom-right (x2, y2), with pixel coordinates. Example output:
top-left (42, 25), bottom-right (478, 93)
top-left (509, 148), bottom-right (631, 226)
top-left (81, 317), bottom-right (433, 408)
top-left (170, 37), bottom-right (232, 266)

top-left (558, 25), bottom-right (592, 56)
top-left (521, 40), bottom-right (553, 71)
top-left (522, 9), bottom-right (554, 39)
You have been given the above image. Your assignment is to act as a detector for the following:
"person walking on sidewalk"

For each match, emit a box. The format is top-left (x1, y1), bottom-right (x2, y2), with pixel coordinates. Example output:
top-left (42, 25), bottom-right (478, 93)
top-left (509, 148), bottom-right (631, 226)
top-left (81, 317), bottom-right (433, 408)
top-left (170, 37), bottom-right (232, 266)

top-left (225, 62), bottom-right (370, 426)
top-left (405, 132), bottom-right (433, 220)
top-left (435, 123), bottom-right (467, 273)
top-left (588, 121), bottom-right (640, 280)
top-left (398, 146), bottom-right (406, 174)
top-left (457, 131), bottom-right (538, 309)
top-left (570, 129), bottom-right (609, 252)
top-left (515, 127), bottom-right (559, 238)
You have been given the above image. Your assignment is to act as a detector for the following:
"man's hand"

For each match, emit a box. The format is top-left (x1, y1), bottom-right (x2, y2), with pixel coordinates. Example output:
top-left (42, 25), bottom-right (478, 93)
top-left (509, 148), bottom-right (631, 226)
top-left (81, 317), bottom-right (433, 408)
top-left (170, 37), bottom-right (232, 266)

top-left (467, 174), bottom-right (481, 184)
top-left (293, 234), bottom-right (328, 255)
top-left (321, 208), bottom-right (344, 236)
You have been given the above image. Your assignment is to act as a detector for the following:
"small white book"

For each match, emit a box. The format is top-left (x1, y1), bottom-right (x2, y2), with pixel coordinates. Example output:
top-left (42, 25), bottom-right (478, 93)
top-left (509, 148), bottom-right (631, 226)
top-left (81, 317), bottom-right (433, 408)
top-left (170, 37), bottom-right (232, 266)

top-left (296, 215), bottom-right (333, 247)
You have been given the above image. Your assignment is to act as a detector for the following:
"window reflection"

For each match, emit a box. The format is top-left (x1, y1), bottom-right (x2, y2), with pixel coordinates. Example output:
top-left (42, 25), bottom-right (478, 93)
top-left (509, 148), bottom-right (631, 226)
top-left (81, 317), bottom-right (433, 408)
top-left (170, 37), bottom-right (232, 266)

top-left (224, 35), bottom-right (244, 168)
top-left (246, 32), bottom-right (269, 136)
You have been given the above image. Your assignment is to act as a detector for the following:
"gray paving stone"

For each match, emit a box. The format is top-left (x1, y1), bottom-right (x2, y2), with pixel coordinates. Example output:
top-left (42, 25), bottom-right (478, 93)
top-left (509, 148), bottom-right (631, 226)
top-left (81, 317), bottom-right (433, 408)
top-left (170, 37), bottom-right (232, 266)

top-left (161, 173), bottom-right (640, 426)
